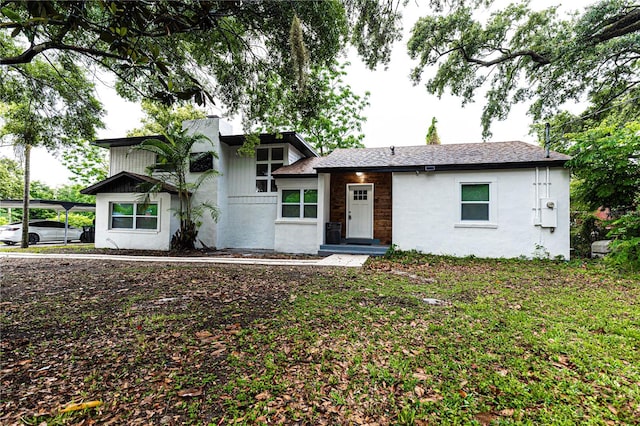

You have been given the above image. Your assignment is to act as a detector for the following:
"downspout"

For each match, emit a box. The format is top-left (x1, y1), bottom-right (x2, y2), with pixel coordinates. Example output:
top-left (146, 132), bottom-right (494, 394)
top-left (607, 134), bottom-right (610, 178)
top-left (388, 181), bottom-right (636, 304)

top-left (535, 167), bottom-right (540, 225)
top-left (546, 167), bottom-right (551, 198)
top-left (545, 122), bottom-right (550, 158)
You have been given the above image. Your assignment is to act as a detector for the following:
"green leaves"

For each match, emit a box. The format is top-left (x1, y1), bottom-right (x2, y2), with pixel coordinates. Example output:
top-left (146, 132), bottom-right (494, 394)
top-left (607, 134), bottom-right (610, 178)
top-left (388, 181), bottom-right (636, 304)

top-left (255, 61), bottom-right (370, 155)
top-left (408, 0), bottom-right (640, 139)
top-left (1, 1), bottom-right (402, 122)
top-left (0, 47), bottom-right (104, 150)
top-left (133, 126), bottom-right (219, 250)
top-left (565, 121), bottom-right (640, 211)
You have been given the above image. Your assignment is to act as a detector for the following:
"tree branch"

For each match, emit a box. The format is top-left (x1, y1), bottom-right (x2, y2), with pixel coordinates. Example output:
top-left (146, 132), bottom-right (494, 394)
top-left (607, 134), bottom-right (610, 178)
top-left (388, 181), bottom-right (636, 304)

top-left (0, 41), bottom-right (129, 65)
top-left (589, 8), bottom-right (640, 44)
top-left (460, 46), bottom-right (551, 67)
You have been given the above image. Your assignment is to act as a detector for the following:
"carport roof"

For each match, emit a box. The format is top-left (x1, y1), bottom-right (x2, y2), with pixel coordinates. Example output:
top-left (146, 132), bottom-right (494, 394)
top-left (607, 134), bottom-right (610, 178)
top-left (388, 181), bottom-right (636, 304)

top-left (0, 199), bottom-right (96, 212)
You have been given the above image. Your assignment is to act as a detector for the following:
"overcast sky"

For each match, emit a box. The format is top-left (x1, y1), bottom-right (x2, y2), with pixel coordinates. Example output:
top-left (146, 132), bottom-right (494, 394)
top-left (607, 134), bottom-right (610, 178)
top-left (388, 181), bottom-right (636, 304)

top-left (5, 0), bottom-right (583, 188)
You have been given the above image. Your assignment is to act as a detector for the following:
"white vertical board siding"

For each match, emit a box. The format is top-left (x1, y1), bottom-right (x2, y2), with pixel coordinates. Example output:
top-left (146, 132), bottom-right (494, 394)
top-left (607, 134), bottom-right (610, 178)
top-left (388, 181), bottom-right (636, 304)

top-left (226, 148), bottom-right (256, 196)
top-left (392, 168), bottom-right (570, 259)
top-left (218, 148), bottom-right (279, 249)
top-left (288, 145), bottom-right (304, 165)
top-left (110, 147), bottom-right (155, 176)
top-left (215, 143), bottom-right (299, 250)
top-left (94, 192), bottom-right (174, 251)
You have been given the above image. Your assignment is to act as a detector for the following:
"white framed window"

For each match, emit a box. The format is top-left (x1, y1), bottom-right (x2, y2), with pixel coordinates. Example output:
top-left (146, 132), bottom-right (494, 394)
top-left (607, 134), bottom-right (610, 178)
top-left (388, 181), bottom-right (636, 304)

top-left (255, 147), bottom-right (284, 193)
top-left (461, 183), bottom-right (490, 221)
top-left (110, 202), bottom-right (159, 230)
top-left (281, 189), bottom-right (318, 219)
top-left (454, 179), bottom-right (498, 228)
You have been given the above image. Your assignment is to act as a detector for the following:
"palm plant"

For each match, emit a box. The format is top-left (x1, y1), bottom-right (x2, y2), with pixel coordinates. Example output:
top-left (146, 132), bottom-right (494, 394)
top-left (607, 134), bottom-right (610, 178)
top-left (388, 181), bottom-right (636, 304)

top-left (133, 127), bottom-right (219, 250)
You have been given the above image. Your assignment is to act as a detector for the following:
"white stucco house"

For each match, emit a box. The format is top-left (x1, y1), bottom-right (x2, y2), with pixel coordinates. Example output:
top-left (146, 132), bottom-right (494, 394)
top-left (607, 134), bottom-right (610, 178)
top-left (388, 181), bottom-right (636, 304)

top-left (81, 117), bottom-right (571, 259)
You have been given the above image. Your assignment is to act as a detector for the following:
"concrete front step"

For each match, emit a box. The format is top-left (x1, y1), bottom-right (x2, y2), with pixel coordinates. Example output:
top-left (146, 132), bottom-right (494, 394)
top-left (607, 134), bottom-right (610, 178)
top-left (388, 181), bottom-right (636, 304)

top-left (319, 244), bottom-right (389, 256)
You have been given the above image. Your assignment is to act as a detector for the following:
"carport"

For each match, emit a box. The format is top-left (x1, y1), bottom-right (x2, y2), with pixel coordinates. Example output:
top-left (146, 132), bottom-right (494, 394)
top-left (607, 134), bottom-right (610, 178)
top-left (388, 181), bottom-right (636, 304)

top-left (0, 199), bottom-right (96, 244)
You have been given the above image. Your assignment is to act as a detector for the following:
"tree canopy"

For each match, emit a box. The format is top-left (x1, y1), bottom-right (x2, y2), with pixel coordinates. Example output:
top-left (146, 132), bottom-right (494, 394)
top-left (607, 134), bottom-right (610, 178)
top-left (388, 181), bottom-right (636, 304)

top-left (1, 1), bottom-right (404, 121)
top-left (407, 0), bottom-right (640, 138)
top-left (127, 100), bottom-right (207, 137)
top-left (0, 157), bottom-right (23, 199)
top-left (0, 54), bottom-right (103, 150)
top-left (564, 121), bottom-right (639, 211)
top-left (255, 61), bottom-right (370, 155)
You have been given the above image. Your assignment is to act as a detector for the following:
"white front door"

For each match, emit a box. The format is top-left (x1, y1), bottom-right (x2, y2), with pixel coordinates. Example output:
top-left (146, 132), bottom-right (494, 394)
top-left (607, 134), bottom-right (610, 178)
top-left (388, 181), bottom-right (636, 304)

top-left (347, 184), bottom-right (374, 239)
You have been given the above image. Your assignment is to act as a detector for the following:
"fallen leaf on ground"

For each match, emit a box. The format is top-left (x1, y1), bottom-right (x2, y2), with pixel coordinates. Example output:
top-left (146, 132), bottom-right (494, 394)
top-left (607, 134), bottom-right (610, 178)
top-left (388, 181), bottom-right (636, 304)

top-left (412, 372), bottom-right (429, 381)
top-left (60, 400), bottom-right (103, 413)
top-left (177, 388), bottom-right (203, 398)
top-left (475, 412), bottom-right (497, 425)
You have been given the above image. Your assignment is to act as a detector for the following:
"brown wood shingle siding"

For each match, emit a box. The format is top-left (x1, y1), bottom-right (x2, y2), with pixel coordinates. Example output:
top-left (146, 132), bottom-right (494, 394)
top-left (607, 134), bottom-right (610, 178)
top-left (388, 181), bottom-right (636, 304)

top-left (330, 172), bottom-right (392, 244)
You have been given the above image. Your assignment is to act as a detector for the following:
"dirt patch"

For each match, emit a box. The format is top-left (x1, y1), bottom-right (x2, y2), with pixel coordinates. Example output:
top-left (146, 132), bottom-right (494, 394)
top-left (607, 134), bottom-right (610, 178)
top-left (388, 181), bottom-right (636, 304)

top-left (26, 246), bottom-right (323, 260)
top-left (0, 257), bottom-right (326, 425)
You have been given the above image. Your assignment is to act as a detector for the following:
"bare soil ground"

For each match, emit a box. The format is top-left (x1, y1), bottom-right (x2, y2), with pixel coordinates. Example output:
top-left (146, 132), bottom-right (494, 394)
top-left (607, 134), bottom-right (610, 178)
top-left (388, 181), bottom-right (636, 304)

top-left (2, 255), bottom-right (638, 425)
top-left (1, 257), bottom-right (324, 425)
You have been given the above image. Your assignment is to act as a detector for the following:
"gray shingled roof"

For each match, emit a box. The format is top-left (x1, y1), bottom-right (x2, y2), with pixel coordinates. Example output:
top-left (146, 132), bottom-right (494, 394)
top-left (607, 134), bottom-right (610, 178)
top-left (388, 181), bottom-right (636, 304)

top-left (314, 141), bottom-right (569, 171)
top-left (272, 157), bottom-right (322, 177)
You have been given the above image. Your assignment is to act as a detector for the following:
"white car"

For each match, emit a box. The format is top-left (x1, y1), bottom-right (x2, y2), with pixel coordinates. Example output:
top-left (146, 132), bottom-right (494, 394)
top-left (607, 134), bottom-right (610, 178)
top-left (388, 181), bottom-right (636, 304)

top-left (0, 220), bottom-right (83, 245)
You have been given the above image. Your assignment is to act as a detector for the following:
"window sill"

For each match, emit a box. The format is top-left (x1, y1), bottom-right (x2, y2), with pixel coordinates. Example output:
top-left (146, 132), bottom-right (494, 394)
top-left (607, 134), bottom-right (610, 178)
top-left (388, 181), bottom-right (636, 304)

top-left (275, 219), bottom-right (318, 225)
top-left (108, 229), bottom-right (160, 233)
top-left (454, 222), bottom-right (498, 229)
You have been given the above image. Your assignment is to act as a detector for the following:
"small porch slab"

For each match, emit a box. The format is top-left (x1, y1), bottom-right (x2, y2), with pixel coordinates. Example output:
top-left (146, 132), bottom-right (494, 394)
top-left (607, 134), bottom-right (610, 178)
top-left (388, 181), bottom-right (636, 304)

top-left (319, 243), bottom-right (389, 256)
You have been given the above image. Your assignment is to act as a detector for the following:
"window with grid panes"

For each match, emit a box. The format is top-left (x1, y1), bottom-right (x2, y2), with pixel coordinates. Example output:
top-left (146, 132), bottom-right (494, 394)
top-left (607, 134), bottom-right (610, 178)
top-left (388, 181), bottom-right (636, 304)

top-left (110, 202), bottom-right (159, 230)
top-left (255, 147), bottom-right (284, 193)
top-left (281, 189), bottom-right (318, 218)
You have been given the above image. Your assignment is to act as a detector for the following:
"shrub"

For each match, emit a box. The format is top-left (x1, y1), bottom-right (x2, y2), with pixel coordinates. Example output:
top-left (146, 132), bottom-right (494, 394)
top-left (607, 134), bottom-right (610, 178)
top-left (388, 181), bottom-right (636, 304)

top-left (605, 212), bottom-right (640, 272)
top-left (570, 212), bottom-right (608, 258)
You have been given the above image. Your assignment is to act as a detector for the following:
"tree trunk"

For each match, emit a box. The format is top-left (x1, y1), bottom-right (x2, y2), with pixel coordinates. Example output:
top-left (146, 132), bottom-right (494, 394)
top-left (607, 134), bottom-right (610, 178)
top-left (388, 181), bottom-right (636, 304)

top-left (20, 144), bottom-right (31, 248)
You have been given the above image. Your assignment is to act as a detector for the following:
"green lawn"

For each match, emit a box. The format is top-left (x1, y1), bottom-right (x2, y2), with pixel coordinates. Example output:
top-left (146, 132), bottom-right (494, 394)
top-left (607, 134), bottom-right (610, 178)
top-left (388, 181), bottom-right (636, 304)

top-left (1, 253), bottom-right (638, 425)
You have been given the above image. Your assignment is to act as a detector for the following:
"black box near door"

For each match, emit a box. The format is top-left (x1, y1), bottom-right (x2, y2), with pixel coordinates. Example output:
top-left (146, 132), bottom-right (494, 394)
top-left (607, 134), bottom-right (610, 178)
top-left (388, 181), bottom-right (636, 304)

top-left (325, 222), bottom-right (342, 245)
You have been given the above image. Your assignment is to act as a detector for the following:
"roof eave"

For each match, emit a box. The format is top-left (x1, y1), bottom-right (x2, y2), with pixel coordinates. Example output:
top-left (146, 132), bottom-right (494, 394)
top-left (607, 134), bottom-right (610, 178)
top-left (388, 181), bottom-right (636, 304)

top-left (92, 135), bottom-right (166, 148)
top-left (273, 174), bottom-right (318, 179)
top-left (220, 132), bottom-right (319, 158)
top-left (314, 160), bottom-right (569, 173)
top-left (80, 171), bottom-right (181, 195)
